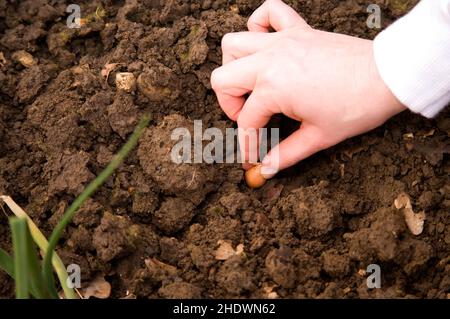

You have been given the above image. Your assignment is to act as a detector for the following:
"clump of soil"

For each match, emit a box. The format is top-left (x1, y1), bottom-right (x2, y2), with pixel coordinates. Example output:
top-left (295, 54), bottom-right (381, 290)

top-left (0, 0), bottom-right (448, 299)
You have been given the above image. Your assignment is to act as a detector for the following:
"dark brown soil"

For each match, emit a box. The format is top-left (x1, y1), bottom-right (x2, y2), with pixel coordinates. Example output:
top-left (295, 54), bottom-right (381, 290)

top-left (0, 0), bottom-right (448, 299)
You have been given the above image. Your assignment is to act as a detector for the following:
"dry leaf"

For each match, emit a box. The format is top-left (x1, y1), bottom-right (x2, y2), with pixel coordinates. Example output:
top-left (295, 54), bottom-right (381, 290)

top-left (394, 192), bottom-right (425, 236)
top-left (82, 275), bottom-right (111, 299)
top-left (12, 50), bottom-right (36, 68)
top-left (215, 240), bottom-right (244, 260)
top-left (145, 258), bottom-right (178, 277)
top-left (215, 240), bottom-right (235, 260)
top-left (101, 63), bottom-right (122, 82)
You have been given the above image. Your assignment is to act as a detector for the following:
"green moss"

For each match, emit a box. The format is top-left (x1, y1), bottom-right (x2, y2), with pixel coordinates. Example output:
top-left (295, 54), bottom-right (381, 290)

top-left (388, 0), bottom-right (418, 15)
top-left (179, 50), bottom-right (189, 61)
top-left (212, 206), bottom-right (224, 217)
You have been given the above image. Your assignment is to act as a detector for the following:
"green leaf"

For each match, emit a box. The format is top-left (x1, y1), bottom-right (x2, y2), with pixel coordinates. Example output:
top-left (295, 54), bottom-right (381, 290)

top-left (0, 247), bottom-right (43, 298)
top-left (0, 247), bottom-right (14, 278)
top-left (10, 217), bottom-right (30, 299)
top-left (24, 225), bottom-right (48, 298)
top-left (1, 195), bottom-right (76, 299)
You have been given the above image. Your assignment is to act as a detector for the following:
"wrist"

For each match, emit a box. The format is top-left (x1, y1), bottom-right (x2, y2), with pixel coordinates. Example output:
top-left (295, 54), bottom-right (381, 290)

top-left (369, 41), bottom-right (407, 119)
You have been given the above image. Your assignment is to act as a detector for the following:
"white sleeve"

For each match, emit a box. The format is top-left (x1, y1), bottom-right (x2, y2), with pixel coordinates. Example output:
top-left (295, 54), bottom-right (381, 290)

top-left (373, 0), bottom-right (450, 118)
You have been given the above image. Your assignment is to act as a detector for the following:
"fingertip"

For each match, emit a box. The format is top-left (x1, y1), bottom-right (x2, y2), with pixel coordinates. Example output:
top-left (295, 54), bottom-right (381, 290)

top-left (260, 153), bottom-right (279, 179)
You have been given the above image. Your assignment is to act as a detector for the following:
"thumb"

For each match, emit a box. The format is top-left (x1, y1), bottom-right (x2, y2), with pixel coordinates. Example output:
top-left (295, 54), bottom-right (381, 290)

top-left (261, 125), bottom-right (326, 178)
top-left (248, 0), bottom-right (309, 32)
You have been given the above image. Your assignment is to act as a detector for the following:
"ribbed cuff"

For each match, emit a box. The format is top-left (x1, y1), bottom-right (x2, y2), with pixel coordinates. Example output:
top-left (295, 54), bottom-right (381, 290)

top-left (373, 0), bottom-right (450, 118)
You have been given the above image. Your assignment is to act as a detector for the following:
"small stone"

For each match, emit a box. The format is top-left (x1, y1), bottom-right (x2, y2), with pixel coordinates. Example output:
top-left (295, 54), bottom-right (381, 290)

top-left (115, 72), bottom-right (136, 92)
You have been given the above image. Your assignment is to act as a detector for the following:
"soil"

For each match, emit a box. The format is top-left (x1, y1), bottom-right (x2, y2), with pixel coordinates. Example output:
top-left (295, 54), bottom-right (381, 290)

top-left (0, 0), bottom-right (449, 299)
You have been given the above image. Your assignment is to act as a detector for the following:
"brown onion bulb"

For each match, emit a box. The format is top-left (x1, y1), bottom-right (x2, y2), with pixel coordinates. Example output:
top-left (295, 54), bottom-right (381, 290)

top-left (245, 164), bottom-right (267, 189)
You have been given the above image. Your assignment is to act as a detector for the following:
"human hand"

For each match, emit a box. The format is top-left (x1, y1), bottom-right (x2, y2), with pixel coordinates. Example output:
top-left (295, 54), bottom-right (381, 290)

top-left (211, 0), bottom-right (405, 178)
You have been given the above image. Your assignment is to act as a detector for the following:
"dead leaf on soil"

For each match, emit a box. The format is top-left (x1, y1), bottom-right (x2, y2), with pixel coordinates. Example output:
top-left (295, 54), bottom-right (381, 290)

top-left (394, 192), bottom-right (426, 236)
top-left (12, 50), bottom-right (37, 68)
top-left (81, 275), bottom-right (111, 299)
top-left (215, 240), bottom-right (244, 260)
top-left (101, 63), bottom-right (122, 82)
top-left (145, 257), bottom-right (178, 277)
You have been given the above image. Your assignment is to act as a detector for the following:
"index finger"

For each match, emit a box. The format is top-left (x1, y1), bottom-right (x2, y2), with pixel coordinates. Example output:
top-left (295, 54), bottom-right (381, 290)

top-left (211, 55), bottom-right (261, 121)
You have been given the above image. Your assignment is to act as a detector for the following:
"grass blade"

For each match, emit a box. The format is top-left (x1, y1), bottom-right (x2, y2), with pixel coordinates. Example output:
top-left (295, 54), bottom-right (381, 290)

top-left (42, 116), bottom-right (150, 297)
top-left (0, 195), bottom-right (76, 299)
top-left (10, 217), bottom-right (30, 299)
top-left (24, 223), bottom-right (48, 298)
top-left (0, 247), bottom-right (41, 298)
top-left (0, 247), bottom-right (14, 278)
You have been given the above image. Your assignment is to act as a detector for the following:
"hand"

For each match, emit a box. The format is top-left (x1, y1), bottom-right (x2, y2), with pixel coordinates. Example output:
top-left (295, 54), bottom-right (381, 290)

top-left (211, 0), bottom-right (406, 178)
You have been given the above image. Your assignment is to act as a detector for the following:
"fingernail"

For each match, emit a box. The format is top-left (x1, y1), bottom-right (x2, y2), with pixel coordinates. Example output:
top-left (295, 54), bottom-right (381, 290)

top-left (261, 157), bottom-right (278, 179)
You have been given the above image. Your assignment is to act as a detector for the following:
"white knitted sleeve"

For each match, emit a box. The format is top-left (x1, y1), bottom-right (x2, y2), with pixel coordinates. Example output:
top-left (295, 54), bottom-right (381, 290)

top-left (373, 0), bottom-right (450, 118)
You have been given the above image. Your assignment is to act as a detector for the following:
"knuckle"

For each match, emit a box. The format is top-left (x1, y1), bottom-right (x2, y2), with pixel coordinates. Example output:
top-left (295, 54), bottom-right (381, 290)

top-left (258, 65), bottom-right (277, 86)
top-left (221, 33), bottom-right (236, 51)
